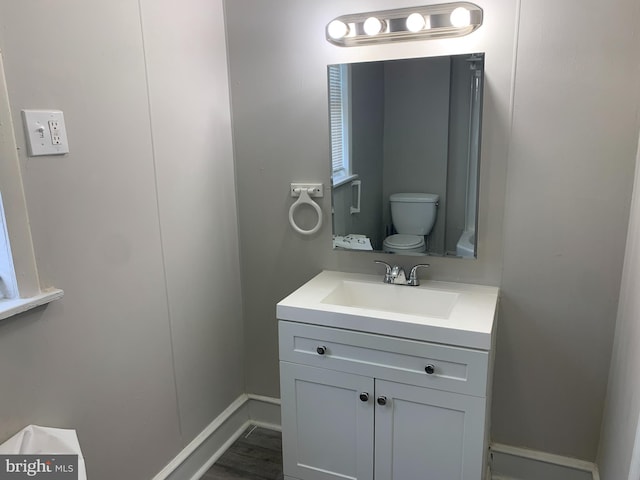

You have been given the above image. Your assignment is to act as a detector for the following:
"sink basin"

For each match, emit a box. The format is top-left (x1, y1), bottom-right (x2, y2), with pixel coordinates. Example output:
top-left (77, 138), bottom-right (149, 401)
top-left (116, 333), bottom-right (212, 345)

top-left (277, 271), bottom-right (499, 350)
top-left (321, 280), bottom-right (459, 319)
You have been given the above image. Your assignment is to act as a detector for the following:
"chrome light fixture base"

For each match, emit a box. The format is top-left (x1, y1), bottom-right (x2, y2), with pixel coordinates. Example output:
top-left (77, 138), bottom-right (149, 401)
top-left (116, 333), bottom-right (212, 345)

top-left (326, 2), bottom-right (483, 47)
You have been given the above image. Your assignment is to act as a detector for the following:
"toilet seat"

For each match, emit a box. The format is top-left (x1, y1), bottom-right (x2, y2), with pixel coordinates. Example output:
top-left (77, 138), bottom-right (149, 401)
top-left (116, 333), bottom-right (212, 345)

top-left (382, 234), bottom-right (426, 253)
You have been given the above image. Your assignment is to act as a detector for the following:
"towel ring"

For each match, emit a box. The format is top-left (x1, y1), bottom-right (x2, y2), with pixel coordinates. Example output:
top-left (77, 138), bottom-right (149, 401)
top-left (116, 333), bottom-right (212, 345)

top-left (289, 187), bottom-right (323, 235)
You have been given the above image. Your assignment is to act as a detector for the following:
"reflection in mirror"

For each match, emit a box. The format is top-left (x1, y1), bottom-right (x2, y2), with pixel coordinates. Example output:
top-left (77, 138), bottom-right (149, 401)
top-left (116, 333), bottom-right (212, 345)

top-left (329, 53), bottom-right (484, 258)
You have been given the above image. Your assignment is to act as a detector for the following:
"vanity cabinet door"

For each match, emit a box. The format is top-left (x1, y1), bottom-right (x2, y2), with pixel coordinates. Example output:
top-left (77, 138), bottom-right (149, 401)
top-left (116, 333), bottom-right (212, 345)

top-left (374, 380), bottom-right (486, 480)
top-left (280, 362), bottom-right (374, 480)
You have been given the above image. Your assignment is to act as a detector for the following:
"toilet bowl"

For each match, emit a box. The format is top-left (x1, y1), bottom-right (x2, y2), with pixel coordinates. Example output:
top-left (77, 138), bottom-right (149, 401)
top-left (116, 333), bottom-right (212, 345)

top-left (383, 193), bottom-right (439, 254)
top-left (383, 234), bottom-right (426, 254)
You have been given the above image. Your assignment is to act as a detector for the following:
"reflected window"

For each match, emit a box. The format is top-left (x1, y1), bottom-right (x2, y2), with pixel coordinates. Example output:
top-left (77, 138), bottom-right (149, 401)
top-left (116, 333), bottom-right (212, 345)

top-left (328, 64), bottom-right (351, 185)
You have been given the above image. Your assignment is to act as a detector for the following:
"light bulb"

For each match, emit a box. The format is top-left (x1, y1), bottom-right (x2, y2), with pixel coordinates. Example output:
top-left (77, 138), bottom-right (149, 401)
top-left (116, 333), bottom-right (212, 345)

top-left (327, 20), bottom-right (349, 40)
top-left (450, 7), bottom-right (471, 27)
top-left (363, 17), bottom-right (384, 36)
top-left (406, 13), bottom-right (426, 33)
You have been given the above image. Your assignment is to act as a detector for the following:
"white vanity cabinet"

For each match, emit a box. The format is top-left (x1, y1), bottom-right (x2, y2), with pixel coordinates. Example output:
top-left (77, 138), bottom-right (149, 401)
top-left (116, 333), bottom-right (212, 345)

top-left (278, 320), bottom-right (493, 480)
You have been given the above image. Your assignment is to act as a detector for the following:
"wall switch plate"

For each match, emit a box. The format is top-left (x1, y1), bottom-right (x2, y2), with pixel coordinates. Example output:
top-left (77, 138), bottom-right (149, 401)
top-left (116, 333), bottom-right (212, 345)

top-left (22, 110), bottom-right (70, 156)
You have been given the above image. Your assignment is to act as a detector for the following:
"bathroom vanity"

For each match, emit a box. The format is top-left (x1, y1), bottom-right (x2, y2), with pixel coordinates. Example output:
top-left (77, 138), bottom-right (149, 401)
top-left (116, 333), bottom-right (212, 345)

top-left (277, 271), bottom-right (499, 480)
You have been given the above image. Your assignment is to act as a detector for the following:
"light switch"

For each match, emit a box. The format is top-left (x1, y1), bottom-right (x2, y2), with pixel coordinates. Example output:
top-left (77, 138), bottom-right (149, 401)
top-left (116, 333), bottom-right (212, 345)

top-left (22, 110), bottom-right (70, 156)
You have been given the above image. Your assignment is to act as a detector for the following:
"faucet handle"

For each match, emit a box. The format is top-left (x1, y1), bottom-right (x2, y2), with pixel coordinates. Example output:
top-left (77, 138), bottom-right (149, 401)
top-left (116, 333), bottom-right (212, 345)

top-left (408, 264), bottom-right (430, 286)
top-left (374, 260), bottom-right (393, 283)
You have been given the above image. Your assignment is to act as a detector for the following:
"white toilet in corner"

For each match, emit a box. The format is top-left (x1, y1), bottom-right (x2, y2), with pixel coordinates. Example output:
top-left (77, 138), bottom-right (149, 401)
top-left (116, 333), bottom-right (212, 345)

top-left (383, 193), bottom-right (439, 254)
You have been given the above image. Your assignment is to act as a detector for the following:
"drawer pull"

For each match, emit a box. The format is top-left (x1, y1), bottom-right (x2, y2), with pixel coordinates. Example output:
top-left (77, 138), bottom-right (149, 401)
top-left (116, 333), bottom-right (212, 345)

top-left (376, 396), bottom-right (387, 406)
top-left (316, 345), bottom-right (327, 355)
top-left (425, 364), bottom-right (436, 375)
top-left (359, 392), bottom-right (369, 402)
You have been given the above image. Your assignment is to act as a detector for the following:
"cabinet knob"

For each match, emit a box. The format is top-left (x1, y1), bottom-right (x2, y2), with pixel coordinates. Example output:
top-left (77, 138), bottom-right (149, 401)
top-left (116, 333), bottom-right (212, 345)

top-left (376, 396), bottom-right (387, 406)
top-left (359, 392), bottom-right (369, 402)
top-left (425, 364), bottom-right (435, 375)
top-left (316, 346), bottom-right (327, 355)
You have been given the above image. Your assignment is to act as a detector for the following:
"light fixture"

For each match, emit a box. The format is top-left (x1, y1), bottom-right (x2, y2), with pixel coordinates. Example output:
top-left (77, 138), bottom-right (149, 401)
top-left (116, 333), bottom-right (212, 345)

top-left (406, 13), bottom-right (427, 33)
top-left (450, 7), bottom-right (471, 27)
top-left (363, 17), bottom-right (385, 36)
top-left (326, 2), bottom-right (482, 47)
top-left (327, 20), bottom-right (349, 40)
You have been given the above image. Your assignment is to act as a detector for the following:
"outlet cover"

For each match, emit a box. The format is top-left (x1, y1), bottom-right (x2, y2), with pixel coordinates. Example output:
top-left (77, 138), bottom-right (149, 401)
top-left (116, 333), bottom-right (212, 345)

top-left (22, 110), bottom-right (70, 156)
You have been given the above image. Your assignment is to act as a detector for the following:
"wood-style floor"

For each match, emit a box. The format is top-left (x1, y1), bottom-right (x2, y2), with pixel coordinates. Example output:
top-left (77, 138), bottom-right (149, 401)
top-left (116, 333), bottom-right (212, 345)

top-left (202, 426), bottom-right (284, 480)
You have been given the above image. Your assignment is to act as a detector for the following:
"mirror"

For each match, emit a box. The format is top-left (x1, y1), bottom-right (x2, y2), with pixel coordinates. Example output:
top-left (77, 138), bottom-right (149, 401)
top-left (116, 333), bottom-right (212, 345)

top-left (329, 53), bottom-right (484, 258)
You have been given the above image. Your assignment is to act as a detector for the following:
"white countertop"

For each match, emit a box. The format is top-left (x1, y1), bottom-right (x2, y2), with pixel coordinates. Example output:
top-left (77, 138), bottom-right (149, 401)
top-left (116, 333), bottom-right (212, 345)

top-left (276, 270), bottom-right (499, 350)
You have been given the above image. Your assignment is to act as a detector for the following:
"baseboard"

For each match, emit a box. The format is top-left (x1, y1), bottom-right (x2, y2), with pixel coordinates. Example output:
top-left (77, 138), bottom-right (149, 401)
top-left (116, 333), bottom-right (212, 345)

top-left (247, 394), bottom-right (281, 431)
top-left (151, 394), bottom-right (251, 480)
top-left (151, 394), bottom-right (282, 480)
top-left (157, 397), bottom-right (611, 480)
top-left (154, 397), bottom-right (606, 480)
top-left (491, 443), bottom-right (599, 480)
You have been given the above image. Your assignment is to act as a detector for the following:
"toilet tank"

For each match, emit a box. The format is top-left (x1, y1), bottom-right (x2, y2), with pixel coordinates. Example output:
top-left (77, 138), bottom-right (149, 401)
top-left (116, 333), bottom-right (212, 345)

top-left (390, 193), bottom-right (439, 235)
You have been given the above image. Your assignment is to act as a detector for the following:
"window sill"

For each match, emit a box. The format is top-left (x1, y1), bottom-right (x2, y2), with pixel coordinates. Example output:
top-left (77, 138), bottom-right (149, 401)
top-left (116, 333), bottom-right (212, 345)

top-left (0, 288), bottom-right (64, 321)
top-left (332, 174), bottom-right (359, 189)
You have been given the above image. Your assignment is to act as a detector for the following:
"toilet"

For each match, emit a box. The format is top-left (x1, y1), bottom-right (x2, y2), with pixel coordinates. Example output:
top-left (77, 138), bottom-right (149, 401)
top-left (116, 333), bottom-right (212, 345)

top-left (383, 193), bottom-right (439, 254)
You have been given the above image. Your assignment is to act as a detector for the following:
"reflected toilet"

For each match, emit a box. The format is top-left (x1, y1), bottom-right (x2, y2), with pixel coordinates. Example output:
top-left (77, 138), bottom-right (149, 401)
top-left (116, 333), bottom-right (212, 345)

top-left (383, 193), bottom-right (439, 254)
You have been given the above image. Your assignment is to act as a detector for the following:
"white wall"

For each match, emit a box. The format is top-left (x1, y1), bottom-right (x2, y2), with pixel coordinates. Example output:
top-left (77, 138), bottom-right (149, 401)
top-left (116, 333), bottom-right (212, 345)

top-left (598, 135), bottom-right (640, 478)
top-left (0, 1), bottom-right (243, 479)
top-left (493, 0), bottom-right (640, 460)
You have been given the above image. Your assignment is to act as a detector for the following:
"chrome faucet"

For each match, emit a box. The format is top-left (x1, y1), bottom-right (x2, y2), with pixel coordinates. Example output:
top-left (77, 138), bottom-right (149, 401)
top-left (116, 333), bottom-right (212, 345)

top-left (390, 265), bottom-right (407, 284)
top-left (374, 261), bottom-right (430, 286)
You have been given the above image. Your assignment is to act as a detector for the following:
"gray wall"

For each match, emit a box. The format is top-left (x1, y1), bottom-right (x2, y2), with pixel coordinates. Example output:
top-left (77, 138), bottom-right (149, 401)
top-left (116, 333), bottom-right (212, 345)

top-left (492, 0), bottom-right (640, 460)
top-left (227, 0), bottom-right (640, 464)
top-left (597, 135), bottom-right (640, 477)
top-left (0, 1), bottom-right (244, 479)
top-left (226, 0), bottom-right (514, 423)
top-left (382, 57), bottom-right (450, 254)
top-left (2, 1), bottom-right (633, 476)
top-left (350, 62), bottom-right (385, 248)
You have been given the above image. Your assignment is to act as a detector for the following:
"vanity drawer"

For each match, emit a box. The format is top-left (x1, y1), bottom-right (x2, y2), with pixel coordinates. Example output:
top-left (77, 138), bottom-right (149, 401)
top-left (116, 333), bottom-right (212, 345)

top-left (278, 321), bottom-right (489, 397)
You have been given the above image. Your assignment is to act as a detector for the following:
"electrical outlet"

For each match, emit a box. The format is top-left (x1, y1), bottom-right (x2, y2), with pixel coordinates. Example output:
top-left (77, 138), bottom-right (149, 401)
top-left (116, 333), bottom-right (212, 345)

top-left (48, 120), bottom-right (62, 145)
top-left (22, 110), bottom-right (69, 156)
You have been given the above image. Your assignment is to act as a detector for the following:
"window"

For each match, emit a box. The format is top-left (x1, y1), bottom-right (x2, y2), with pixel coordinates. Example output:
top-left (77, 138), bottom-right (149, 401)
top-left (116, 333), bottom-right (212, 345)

top-left (0, 54), bottom-right (63, 319)
top-left (0, 193), bottom-right (18, 300)
top-left (328, 64), bottom-right (351, 185)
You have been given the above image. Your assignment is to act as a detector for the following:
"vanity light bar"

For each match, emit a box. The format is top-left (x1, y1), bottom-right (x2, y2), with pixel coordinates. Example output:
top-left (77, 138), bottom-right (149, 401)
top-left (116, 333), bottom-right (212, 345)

top-left (326, 2), bottom-right (483, 47)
